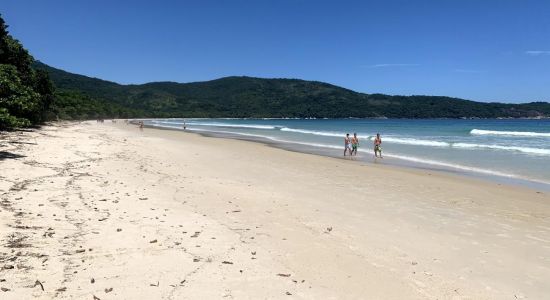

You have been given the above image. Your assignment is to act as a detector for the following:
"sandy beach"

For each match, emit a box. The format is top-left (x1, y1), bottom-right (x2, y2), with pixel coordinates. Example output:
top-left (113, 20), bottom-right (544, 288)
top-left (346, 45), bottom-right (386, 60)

top-left (1, 121), bottom-right (549, 299)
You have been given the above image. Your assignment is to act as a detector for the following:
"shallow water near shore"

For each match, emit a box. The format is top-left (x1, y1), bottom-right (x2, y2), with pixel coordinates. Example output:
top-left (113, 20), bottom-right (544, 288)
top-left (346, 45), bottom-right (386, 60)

top-left (143, 118), bottom-right (550, 190)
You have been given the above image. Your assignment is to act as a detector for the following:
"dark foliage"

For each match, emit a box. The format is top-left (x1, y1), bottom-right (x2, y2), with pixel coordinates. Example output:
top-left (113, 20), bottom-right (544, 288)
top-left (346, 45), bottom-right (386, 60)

top-left (0, 14), bottom-right (55, 129)
top-left (34, 61), bottom-right (550, 119)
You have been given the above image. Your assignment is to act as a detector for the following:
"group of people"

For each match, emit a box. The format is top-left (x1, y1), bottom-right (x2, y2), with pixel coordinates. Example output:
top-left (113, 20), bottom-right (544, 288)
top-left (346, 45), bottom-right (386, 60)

top-left (344, 133), bottom-right (383, 158)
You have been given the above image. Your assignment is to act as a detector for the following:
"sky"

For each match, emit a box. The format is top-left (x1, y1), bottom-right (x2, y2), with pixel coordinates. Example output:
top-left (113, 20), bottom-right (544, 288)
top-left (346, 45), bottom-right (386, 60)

top-left (1, 0), bottom-right (549, 103)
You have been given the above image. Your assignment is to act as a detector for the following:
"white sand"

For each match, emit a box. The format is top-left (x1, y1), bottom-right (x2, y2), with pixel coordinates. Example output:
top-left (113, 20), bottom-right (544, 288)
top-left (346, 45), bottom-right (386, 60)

top-left (1, 121), bottom-right (549, 299)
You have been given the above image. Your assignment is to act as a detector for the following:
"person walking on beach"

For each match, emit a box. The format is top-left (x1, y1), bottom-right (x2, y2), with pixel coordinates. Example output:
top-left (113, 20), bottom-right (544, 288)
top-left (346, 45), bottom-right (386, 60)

top-left (351, 133), bottom-right (359, 156)
top-left (374, 133), bottom-right (383, 158)
top-left (344, 133), bottom-right (352, 156)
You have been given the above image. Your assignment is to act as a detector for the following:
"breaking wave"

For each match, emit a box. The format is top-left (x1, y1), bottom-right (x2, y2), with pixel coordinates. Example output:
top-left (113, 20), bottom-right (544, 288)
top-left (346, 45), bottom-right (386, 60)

top-left (470, 129), bottom-right (550, 137)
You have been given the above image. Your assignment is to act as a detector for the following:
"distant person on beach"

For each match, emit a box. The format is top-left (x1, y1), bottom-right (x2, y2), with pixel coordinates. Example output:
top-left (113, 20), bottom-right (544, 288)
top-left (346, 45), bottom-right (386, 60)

top-left (344, 133), bottom-right (352, 156)
top-left (139, 121), bottom-right (144, 131)
top-left (351, 133), bottom-right (359, 156)
top-left (374, 133), bottom-right (383, 158)
top-left (183, 120), bottom-right (187, 130)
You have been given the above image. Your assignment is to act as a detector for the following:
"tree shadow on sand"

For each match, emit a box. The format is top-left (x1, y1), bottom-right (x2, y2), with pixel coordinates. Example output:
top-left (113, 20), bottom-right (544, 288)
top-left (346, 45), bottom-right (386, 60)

top-left (0, 151), bottom-right (26, 160)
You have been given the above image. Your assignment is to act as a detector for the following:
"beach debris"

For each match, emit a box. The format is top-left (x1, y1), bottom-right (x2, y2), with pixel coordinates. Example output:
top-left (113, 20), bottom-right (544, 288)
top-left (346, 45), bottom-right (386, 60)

top-left (277, 273), bottom-right (291, 277)
top-left (411, 261), bottom-right (418, 265)
top-left (56, 287), bottom-right (67, 292)
top-left (76, 249), bottom-right (86, 254)
top-left (105, 287), bottom-right (113, 293)
top-left (180, 280), bottom-right (186, 285)
top-left (91, 278), bottom-right (95, 284)
top-left (326, 226), bottom-right (333, 233)
top-left (222, 261), bottom-right (233, 265)
top-left (93, 295), bottom-right (101, 300)
top-left (43, 227), bottom-right (55, 238)
top-left (193, 258), bottom-right (200, 262)
top-left (1, 287), bottom-right (10, 292)
top-left (34, 280), bottom-right (44, 291)
top-left (98, 217), bottom-right (107, 221)
top-left (139, 197), bottom-right (148, 200)
top-left (150, 281), bottom-right (159, 287)
top-left (116, 228), bottom-right (122, 232)
top-left (190, 231), bottom-right (201, 238)
top-left (251, 251), bottom-right (256, 255)
top-left (149, 239), bottom-right (157, 243)
top-left (3, 264), bottom-right (14, 270)
top-left (232, 210), bottom-right (241, 213)
top-left (286, 291), bottom-right (292, 295)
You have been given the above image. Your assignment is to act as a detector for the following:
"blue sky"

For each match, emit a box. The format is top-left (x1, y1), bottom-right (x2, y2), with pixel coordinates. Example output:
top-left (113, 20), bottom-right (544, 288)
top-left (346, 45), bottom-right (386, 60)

top-left (1, 0), bottom-right (549, 103)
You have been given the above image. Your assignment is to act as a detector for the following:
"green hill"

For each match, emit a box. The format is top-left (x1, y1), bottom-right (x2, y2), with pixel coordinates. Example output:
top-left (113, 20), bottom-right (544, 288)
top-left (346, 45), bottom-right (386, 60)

top-left (34, 61), bottom-right (550, 119)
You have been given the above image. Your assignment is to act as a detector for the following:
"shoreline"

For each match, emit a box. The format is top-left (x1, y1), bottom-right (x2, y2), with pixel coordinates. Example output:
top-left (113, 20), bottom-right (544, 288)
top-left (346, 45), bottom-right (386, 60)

top-left (145, 121), bottom-right (550, 192)
top-left (1, 121), bottom-right (549, 299)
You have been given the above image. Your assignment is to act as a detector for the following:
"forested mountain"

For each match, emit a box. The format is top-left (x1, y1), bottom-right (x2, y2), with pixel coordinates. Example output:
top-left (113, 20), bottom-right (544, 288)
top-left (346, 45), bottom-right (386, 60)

top-left (35, 61), bottom-right (550, 119)
top-left (2, 14), bottom-right (549, 129)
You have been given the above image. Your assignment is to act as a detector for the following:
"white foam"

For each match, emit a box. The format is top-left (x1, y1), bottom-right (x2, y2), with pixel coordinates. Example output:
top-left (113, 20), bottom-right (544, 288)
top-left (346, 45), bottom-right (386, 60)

top-left (279, 127), bottom-right (344, 137)
top-left (470, 129), bottom-right (550, 137)
top-left (453, 143), bottom-right (550, 156)
top-left (386, 154), bottom-right (517, 178)
top-left (184, 127), bottom-right (279, 140)
top-left (190, 127), bottom-right (343, 149)
top-left (150, 124), bottom-right (186, 130)
top-left (388, 153), bottom-right (550, 185)
top-left (369, 136), bottom-right (450, 147)
top-left (151, 120), bottom-right (185, 125)
top-left (187, 122), bottom-right (278, 130)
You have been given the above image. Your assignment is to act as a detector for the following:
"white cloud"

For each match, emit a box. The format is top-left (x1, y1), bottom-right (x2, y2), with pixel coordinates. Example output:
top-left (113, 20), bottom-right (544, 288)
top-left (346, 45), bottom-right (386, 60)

top-left (525, 50), bottom-right (550, 56)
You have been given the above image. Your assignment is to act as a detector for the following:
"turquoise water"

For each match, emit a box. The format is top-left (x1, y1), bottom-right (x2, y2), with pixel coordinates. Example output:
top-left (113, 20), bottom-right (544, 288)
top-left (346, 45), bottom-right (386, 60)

top-left (145, 118), bottom-right (550, 188)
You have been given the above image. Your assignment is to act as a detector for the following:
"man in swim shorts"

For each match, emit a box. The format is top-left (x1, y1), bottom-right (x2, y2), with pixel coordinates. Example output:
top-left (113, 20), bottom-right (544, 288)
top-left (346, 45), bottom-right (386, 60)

top-left (374, 133), bottom-right (382, 158)
top-left (344, 133), bottom-right (351, 156)
top-left (351, 133), bottom-right (359, 156)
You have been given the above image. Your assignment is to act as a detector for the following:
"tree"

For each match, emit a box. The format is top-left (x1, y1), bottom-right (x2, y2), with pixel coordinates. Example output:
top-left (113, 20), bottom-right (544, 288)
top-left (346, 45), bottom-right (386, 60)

top-left (0, 14), bottom-right (55, 129)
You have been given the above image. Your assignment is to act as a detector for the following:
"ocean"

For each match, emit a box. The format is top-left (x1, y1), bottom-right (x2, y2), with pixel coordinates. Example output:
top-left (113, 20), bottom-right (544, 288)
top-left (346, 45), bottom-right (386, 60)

top-left (144, 118), bottom-right (550, 189)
